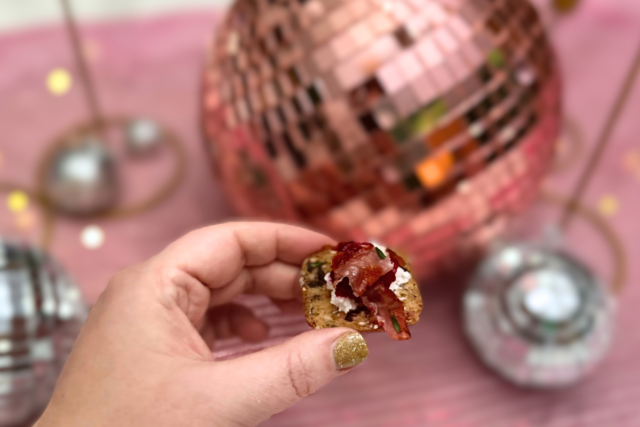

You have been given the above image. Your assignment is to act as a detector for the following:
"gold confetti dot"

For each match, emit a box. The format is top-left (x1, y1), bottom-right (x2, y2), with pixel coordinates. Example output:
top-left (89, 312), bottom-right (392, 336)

top-left (7, 191), bottom-right (29, 213)
top-left (598, 196), bottom-right (619, 217)
top-left (80, 225), bottom-right (105, 250)
top-left (47, 68), bottom-right (72, 95)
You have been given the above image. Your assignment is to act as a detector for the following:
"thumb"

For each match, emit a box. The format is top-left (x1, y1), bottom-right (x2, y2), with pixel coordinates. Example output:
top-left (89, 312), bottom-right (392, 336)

top-left (209, 328), bottom-right (368, 426)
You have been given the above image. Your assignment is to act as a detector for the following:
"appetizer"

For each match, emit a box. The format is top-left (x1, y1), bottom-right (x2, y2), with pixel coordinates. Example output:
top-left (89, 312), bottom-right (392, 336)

top-left (301, 242), bottom-right (422, 340)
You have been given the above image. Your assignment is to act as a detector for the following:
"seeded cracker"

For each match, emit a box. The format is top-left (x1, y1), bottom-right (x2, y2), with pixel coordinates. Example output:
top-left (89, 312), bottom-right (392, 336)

top-left (301, 247), bottom-right (423, 332)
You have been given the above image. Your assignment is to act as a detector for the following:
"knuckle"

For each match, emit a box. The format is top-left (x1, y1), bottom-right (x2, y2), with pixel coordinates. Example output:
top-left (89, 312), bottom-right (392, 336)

top-left (285, 351), bottom-right (314, 401)
top-left (153, 265), bottom-right (189, 307)
top-left (105, 260), bottom-right (175, 301)
top-left (155, 264), bottom-right (182, 288)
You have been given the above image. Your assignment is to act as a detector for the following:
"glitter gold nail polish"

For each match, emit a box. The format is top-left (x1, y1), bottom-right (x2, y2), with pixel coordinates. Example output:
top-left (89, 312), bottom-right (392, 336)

top-left (333, 332), bottom-right (369, 370)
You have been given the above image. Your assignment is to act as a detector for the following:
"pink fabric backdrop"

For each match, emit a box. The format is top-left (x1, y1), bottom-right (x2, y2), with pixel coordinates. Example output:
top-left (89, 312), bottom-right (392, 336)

top-left (1, 0), bottom-right (640, 425)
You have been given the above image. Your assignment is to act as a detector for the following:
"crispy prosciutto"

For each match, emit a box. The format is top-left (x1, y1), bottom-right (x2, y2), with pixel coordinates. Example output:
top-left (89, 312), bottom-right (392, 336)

top-left (332, 242), bottom-right (393, 296)
top-left (331, 242), bottom-right (412, 340)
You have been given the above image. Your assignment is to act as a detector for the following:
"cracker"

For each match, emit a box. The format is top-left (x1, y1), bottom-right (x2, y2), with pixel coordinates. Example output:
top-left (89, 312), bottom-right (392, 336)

top-left (300, 247), bottom-right (422, 332)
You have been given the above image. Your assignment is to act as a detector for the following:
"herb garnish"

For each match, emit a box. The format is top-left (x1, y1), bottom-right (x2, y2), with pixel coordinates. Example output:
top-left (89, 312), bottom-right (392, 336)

top-left (375, 247), bottom-right (386, 259)
top-left (391, 314), bottom-right (401, 333)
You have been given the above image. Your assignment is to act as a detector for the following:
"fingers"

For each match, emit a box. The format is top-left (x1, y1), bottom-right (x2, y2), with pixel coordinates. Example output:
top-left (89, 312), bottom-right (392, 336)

top-left (123, 222), bottom-right (331, 338)
top-left (271, 299), bottom-right (303, 314)
top-left (208, 261), bottom-right (301, 305)
top-left (162, 220), bottom-right (333, 273)
top-left (200, 304), bottom-right (270, 348)
top-left (157, 222), bottom-right (333, 301)
top-left (213, 304), bottom-right (270, 343)
top-left (202, 329), bottom-right (369, 426)
top-left (229, 222), bottom-right (335, 266)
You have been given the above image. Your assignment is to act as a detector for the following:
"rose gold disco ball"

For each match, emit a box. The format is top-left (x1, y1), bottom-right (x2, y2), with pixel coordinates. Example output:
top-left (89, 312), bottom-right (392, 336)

top-left (202, 0), bottom-right (561, 279)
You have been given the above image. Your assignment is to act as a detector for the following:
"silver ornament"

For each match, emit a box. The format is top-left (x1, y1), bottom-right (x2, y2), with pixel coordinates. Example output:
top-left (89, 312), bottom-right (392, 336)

top-left (0, 239), bottom-right (86, 425)
top-left (125, 119), bottom-right (164, 156)
top-left (44, 137), bottom-right (118, 215)
top-left (464, 244), bottom-right (615, 388)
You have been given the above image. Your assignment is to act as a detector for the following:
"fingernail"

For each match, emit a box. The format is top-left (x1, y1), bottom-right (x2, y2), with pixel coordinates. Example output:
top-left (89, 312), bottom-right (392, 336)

top-left (333, 332), bottom-right (369, 370)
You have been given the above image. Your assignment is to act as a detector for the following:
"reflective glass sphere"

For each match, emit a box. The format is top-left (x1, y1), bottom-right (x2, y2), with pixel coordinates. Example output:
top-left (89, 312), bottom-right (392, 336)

top-left (0, 241), bottom-right (86, 425)
top-left (202, 0), bottom-right (561, 278)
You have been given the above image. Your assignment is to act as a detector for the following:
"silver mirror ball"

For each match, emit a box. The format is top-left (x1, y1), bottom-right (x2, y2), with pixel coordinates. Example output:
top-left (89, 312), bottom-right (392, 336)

top-left (464, 244), bottom-right (616, 388)
top-left (43, 137), bottom-right (117, 216)
top-left (0, 240), bottom-right (86, 425)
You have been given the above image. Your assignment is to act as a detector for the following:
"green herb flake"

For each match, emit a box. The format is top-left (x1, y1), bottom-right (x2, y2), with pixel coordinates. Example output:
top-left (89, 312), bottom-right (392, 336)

top-left (488, 48), bottom-right (506, 68)
top-left (390, 99), bottom-right (447, 143)
top-left (391, 314), bottom-right (401, 333)
top-left (309, 261), bottom-right (325, 269)
top-left (375, 247), bottom-right (386, 259)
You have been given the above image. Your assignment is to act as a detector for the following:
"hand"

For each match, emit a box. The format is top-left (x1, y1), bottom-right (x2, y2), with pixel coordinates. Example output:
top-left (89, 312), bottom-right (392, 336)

top-left (36, 222), bottom-right (369, 427)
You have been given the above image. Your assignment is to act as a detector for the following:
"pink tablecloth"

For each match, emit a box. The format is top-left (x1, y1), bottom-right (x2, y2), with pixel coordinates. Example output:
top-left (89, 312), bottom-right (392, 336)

top-left (1, 1), bottom-right (640, 426)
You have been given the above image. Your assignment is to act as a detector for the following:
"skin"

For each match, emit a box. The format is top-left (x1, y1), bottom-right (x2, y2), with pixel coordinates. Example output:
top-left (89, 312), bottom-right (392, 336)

top-left (35, 222), bottom-right (362, 427)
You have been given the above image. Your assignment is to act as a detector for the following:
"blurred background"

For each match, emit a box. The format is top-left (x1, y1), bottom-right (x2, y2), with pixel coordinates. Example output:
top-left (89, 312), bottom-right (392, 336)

top-left (1, 0), bottom-right (639, 426)
top-left (1, 0), bottom-right (226, 30)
